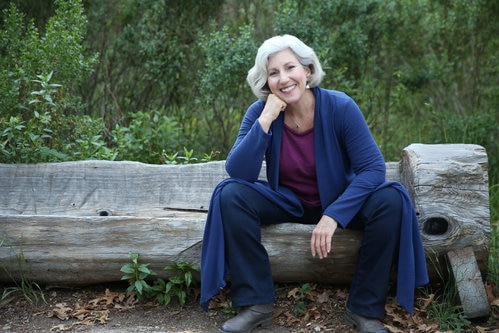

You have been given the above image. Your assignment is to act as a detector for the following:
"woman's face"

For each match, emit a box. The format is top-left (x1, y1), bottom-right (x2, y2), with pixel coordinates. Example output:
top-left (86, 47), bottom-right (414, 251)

top-left (266, 48), bottom-right (311, 105)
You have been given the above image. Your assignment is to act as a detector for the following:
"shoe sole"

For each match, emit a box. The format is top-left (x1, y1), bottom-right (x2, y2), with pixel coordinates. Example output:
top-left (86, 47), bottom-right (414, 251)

top-left (344, 311), bottom-right (387, 333)
top-left (247, 316), bottom-right (273, 333)
top-left (258, 316), bottom-right (273, 328)
top-left (220, 316), bottom-right (273, 333)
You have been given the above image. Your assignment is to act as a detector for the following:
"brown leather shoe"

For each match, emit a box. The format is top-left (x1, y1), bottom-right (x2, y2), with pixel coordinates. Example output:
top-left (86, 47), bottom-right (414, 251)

top-left (220, 304), bottom-right (273, 333)
top-left (345, 309), bottom-right (388, 333)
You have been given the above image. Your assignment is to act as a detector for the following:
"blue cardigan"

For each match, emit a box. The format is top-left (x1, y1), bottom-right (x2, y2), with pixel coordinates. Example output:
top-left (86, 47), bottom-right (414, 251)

top-left (200, 88), bottom-right (428, 314)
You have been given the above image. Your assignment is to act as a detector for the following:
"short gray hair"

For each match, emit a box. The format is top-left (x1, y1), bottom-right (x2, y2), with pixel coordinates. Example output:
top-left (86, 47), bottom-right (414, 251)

top-left (247, 34), bottom-right (325, 100)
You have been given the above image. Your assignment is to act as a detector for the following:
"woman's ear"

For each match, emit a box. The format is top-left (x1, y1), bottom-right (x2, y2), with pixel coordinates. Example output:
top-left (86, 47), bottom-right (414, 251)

top-left (306, 65), bottom-right (313, 81)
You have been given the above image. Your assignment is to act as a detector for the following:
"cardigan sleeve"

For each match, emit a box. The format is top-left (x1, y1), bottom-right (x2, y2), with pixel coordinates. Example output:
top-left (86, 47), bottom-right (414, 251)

top-left (319, 92), bottom-right (386, 227)
top-left (225, 101), bottom-right (272, 182)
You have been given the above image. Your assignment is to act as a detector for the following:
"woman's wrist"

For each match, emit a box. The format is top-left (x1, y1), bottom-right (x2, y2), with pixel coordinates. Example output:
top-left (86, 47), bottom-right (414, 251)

top-left (257, 116), bottom-right (273, 133)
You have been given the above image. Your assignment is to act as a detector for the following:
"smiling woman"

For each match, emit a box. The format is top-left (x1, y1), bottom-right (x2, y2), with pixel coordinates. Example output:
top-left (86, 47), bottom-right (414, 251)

top-left (201, 34), bottom-right (430, 333)
top-left (247, 34), bottom-right (324, 101)
top-left (265, 49), bottom-right (315, 132)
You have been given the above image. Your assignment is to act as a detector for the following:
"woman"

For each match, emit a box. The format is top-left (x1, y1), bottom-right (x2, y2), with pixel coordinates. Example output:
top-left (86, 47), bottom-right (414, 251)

top-left (200, 34), bottom-right (428, 333)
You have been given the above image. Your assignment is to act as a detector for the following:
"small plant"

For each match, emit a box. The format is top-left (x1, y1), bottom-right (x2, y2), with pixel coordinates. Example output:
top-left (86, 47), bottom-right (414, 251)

top-left (0, 238), bottom-right (46, 306)
top-left (422, 253), bottom-right (472, 332)
top-left (288, 282), bottom-right (313, 315)
top-left (150, 262), bottom-right (200, 307)
top-left (176, 147), bottom-right (198, 164)
top-left (426, 301), bottom-right (471, 332)
top-left (162, 151), bottom-right (179, 164)
top-left (162, 148), bottom-right (219, 165)
top-left (120, 253), bottom-right (156, 300)
top-left (120, 254), bottom-right (200, 307)
top-left (201, 150), bottom-right (220, 162)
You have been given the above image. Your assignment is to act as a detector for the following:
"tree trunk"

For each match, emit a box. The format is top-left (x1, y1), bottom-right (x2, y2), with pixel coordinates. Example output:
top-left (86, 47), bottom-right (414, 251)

top-left (0, 144), bottom-right (490, 317)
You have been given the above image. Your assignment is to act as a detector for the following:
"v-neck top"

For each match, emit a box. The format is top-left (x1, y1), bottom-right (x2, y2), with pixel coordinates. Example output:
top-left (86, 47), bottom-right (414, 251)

top-left (279, 125), bottom-right (321, 208)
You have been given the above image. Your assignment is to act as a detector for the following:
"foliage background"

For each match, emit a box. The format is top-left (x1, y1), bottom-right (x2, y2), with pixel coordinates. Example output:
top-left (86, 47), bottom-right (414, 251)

top-left (0, 0), bottom-right (498, 281)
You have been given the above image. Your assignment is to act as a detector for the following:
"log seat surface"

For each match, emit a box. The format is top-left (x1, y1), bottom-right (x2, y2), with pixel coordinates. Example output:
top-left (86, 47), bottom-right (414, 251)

top-left (0, 144), bottom-right (491, 317)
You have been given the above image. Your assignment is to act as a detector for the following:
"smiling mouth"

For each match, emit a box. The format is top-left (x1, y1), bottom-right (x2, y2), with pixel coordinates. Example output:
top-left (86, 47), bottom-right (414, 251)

top-left (281, 85), bottom-right (295, 93)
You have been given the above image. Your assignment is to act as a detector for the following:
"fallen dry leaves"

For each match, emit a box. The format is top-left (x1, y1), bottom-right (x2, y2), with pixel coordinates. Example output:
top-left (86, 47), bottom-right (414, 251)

top-left (208, 282), bottom-right (499, 332)
top-left (42, 281), bottom-right (499, 333)
top-left (380, 283), bottom-right (499, 333)
top-left (45, 288), bottom-right (137, 331)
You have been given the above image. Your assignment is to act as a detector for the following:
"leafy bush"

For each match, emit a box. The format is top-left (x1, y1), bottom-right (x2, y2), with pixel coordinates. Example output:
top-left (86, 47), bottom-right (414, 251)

top-left (0, 0), bottom-right (97, 119)
top-left (111, 109), bottom-right (181, 164)
top-left (0, 0), bottom-right (100, 163)
top-left (0, 72), bottom-right (112, 163)
top-left (196, 23), bottom-right (258, 153)
top-left (81, 0), bottom-right (224, 127)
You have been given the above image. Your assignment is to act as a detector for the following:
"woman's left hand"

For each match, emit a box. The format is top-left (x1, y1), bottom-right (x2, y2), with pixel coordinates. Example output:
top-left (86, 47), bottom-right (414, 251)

top-left (311, 215), bottom-right (338, 259)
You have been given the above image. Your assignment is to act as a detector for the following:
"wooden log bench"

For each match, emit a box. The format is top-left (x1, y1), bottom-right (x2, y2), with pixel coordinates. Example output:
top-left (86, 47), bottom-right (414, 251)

top-left (0, 143), bottom-right (491, 318)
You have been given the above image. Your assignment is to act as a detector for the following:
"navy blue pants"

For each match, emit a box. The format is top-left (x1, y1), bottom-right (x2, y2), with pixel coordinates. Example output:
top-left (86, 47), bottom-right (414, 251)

top-left (220, 182), bottom-right (402, 318)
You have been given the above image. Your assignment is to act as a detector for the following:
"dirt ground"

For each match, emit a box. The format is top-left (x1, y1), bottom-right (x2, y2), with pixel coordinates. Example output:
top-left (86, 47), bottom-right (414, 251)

top-left (1, 282), bottom-right (498, 333)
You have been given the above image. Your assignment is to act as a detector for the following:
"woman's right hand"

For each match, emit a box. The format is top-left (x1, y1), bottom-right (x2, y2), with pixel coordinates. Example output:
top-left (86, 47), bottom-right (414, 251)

top-left (311, 215), bottom-right (338, 259)
top-left (258, 94), bottom-right (287, 133)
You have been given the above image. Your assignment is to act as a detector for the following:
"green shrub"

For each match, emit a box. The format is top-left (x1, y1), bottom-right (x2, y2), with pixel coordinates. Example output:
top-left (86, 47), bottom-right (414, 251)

top-left (150, 262), bottom-right (200, 307)
top-left (120, 253), bottom-right (200, 307)
top-left (0, 0), bottom-right (100, 163)
top-left (0, 0), bottom-right (97, 119)
top-left (111, 109), bottom-right (181, 164)
top-left (197, 23), bottom-right (258, 153)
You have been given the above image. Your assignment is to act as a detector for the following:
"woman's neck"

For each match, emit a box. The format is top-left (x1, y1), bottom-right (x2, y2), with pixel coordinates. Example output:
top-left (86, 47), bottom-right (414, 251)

top-left (285, 89), bottom-right (315, 130)
top-left (286, 89), bottom-right (315, 118)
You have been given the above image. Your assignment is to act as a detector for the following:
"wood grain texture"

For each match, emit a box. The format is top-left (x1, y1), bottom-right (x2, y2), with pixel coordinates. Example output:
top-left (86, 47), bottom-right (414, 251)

top-left (401, 144), bottom-right (490, 254)
top-left (0, 145), bottom-right (490, 296)
top-left (448, 247), bottom-right (490, 318)
top-left (400, 144), bottom-right (491, 318)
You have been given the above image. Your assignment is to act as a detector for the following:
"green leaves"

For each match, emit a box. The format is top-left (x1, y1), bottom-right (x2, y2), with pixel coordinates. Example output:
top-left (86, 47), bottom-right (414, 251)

top-left (119, 253), bottom-right (200, 307)
top-left (29, 71), bottom-right (62, 107)
top-left (152, 262), bottom-right (200, 307)
top-left (0, 0), bottom-right (97, 119)
top-left (288, 283), bottom-right (313, 315)
top-left (197, 23), bottom-right (257, 152)
top-left (111, 109), bottom-right (180, 163)
top-left (0, 1), bottom-right (102, 164)
top-left (120, 253), bottom-right (157, 301)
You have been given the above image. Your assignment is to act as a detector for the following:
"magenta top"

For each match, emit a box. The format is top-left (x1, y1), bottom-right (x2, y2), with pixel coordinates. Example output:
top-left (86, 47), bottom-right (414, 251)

top-left (279, 124), bottom-right (321, 208)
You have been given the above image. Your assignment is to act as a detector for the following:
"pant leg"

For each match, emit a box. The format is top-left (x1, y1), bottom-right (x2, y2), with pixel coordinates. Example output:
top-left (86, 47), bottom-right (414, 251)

top-left (219, 182), bottom-right (299, 308)
top-left (346, 186), bottom-right (402, 318)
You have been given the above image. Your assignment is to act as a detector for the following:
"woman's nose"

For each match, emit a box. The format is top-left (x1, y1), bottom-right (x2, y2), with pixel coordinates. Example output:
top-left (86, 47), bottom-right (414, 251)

top-left (279, 72), bottom-right (289, 82)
